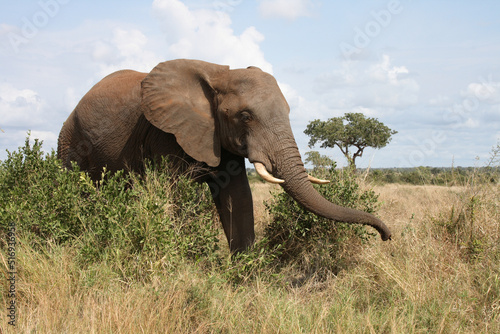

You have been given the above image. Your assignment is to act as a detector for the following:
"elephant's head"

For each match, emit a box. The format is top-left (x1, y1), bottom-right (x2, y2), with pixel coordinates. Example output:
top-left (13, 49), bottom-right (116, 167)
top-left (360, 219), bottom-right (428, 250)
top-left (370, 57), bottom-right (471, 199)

top-left (141, 59), bottom-right (391, 241)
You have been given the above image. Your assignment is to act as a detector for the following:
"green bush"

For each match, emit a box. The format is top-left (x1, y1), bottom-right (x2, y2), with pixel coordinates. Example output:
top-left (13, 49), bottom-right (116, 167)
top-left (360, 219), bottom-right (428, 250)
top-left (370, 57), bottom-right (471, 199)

top-left (264, 165), bottom-right (380, 278)
top-left (0, 135), bottom-right (221, 279)
top-left (0, 136), bottom-right (93, 244)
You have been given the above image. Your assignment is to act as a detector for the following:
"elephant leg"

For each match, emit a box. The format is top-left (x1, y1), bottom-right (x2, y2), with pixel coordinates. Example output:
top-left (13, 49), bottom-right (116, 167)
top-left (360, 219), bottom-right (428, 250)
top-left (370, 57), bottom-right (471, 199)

top-left (208, 155), bottom-right (255, 253)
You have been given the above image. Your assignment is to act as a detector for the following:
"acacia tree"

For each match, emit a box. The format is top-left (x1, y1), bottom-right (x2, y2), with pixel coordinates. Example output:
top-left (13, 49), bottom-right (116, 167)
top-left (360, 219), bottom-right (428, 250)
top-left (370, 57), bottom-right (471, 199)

top-left (305, 151), bottom-right (335, 170)
top-left (304, 112), bottom-right (397, 169)
top-left (304, 151), bottom-right (336, 177)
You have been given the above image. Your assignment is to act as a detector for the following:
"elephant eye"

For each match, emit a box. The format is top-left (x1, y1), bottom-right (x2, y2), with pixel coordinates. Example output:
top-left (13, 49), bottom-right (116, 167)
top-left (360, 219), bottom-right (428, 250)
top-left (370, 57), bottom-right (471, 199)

top-left (240, 110), bottom-right (253, 123)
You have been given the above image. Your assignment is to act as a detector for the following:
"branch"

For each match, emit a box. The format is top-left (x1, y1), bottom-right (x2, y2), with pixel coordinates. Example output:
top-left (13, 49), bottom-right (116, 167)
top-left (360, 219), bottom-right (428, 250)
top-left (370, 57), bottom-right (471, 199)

top-left (337, 143), bottom-right (347, 156)
top-left (353, 145), bottom-right (364, 159)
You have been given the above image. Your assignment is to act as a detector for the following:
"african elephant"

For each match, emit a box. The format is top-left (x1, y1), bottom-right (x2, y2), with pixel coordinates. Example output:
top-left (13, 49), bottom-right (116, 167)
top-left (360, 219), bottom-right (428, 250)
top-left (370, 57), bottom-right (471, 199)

top-left (57, 59), bottom-right (391, 253)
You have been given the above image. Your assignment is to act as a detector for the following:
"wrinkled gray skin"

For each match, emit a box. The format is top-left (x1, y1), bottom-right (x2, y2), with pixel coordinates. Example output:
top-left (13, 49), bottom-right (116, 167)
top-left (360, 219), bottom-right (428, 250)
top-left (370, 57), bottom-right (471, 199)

top-left (58, 59), bottom-right (391, 253)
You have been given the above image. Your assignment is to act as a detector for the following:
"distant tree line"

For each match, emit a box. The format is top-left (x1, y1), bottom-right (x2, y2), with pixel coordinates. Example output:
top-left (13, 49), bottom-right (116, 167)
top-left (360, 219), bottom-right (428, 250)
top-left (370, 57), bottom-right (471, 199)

top-left (365, 166), bottom-right (500, 186)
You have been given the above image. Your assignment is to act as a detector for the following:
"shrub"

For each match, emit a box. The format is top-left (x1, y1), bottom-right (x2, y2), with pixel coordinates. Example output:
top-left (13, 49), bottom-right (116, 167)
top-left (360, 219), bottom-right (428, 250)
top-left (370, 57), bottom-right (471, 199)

top-left (0, 136), bottom-right (94, 244)
top-left (264, 165), bottom-right (380, 279)
top-left (0, 135), bottom-right (221, 279)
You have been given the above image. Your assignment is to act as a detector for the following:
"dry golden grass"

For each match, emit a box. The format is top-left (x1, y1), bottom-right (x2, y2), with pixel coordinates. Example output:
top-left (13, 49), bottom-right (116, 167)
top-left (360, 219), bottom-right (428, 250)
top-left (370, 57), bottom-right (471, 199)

top-left (2, 181), bottom-right (499, 333)
top-left (374, 184), bottom-right (464, 224)
top-left (250, 181), bottom-right (280, 237)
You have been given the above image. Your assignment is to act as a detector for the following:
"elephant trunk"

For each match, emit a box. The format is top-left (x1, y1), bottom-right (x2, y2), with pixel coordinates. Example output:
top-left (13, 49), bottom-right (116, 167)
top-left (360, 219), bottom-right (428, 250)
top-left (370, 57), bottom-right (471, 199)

top-left (268, 142), bottom-right (392, 241)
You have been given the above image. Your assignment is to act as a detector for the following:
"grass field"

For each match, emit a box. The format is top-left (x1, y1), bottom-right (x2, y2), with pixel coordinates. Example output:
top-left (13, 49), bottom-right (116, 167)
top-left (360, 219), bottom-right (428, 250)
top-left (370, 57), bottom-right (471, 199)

top-left (2, 178), bottom-right (499, 333)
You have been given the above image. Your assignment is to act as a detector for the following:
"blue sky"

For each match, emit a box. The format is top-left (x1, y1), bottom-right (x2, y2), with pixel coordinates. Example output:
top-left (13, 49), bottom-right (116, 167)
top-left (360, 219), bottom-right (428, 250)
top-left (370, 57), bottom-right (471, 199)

top-left (1, 0), bottom-right (499, 168)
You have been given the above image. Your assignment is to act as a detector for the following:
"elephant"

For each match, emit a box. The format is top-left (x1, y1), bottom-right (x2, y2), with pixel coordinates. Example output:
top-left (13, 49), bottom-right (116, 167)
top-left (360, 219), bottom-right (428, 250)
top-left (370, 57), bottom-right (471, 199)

top-left (57, 59), bottom-right (391, 253)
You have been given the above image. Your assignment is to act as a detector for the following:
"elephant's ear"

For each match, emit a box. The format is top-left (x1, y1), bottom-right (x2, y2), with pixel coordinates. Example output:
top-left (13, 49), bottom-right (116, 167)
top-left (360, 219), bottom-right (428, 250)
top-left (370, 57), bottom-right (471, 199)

top-left (141, 59), bottom-right (229, 167)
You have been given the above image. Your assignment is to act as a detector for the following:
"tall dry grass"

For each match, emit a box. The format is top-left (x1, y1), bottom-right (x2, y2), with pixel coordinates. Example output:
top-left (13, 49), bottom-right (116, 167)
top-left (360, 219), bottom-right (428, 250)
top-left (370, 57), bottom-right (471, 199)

top-left (2, 178), bottom-right (499, 333)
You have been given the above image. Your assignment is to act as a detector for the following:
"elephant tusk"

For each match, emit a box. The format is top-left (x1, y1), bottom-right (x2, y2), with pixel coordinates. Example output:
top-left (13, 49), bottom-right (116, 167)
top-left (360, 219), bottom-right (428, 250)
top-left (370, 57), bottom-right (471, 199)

top-left (308, 175), bottom-right (331, 184)
top-left (254, 162), bottom-right (285, 184)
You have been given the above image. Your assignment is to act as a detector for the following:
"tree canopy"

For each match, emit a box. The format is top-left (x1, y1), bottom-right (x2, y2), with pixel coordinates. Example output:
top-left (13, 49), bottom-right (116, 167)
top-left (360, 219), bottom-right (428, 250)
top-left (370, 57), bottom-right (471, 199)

top-left (304, 112), bottom-right (397, 169)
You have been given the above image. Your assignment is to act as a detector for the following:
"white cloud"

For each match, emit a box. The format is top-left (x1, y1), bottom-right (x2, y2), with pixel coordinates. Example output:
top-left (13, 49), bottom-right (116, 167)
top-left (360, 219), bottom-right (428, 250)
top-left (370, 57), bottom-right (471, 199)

top-left (152, 0), bottom-right (272, 72)
top-left (93, 28), bottom-right (162, 76)
top-left (462, 80), bottom-right (500, 105)
top-left (279, 82), bottom-right (329, 123)
top-left (258, 0), bottom-right (315, 19)
top-left (0, 83), bottom-right (46, 128)
top-left (368, 55), bottom-right (409, 85)
top-left (0, 84), bottom-right (59, 157)
top-left (315, 55), bottom-right (420, 109)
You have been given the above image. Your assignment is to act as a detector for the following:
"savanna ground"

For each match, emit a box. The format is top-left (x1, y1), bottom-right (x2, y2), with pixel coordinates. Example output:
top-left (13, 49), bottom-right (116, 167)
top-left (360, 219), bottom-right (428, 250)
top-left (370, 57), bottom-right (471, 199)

top-left (0, 138), bottom-right (499, 333)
